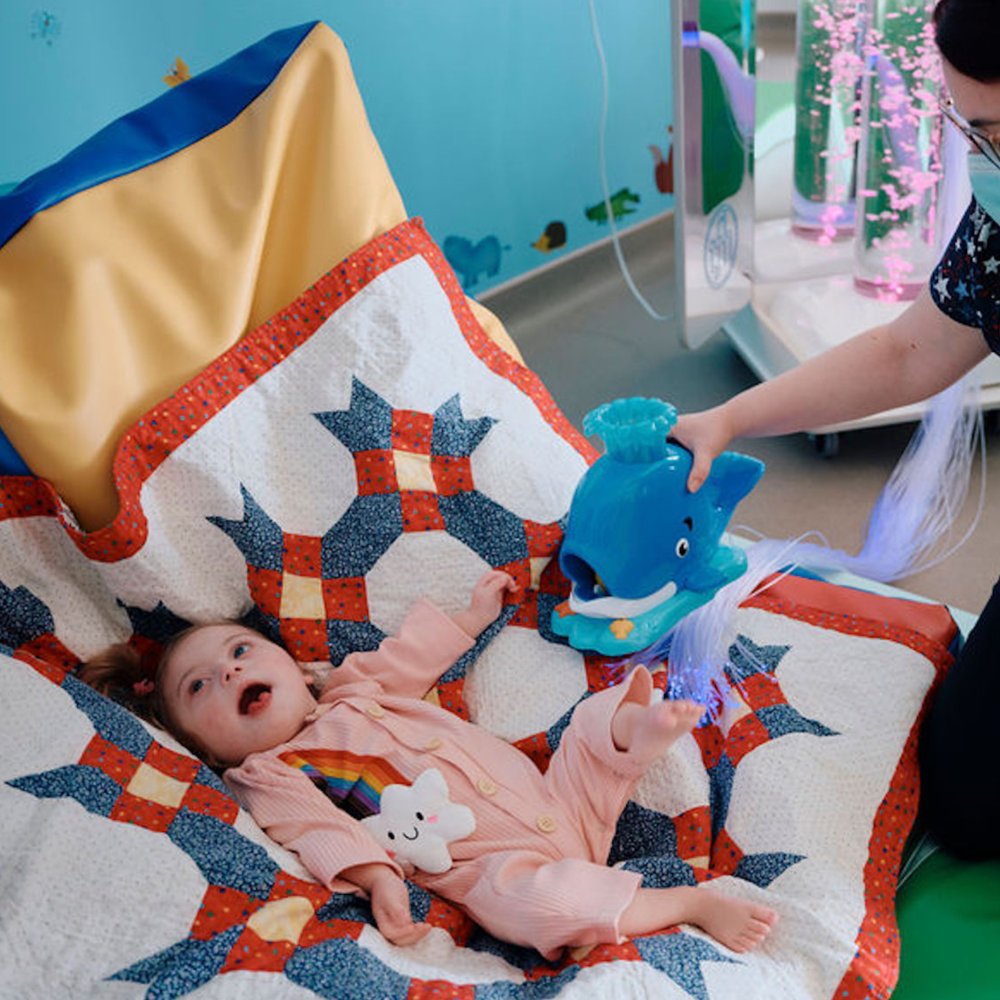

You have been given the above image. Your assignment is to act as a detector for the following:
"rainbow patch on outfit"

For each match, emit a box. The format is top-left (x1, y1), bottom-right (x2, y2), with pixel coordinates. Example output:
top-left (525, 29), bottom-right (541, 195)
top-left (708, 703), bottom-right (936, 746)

top-left (280, 748), bottom-right (407, 820)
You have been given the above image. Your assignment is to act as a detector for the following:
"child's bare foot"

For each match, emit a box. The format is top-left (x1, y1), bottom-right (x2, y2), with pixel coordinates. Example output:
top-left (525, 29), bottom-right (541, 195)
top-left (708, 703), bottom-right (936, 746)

top-left (619, 885), bottom-right (777, 953)
top-left (691, 889), bottom-right (778, 953)
top-left (612, 697), bottom-right (704, 760)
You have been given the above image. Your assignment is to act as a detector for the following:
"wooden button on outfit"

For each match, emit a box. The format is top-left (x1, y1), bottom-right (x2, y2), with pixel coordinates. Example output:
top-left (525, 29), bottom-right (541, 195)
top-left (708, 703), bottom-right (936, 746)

top-left (536, 815), bottom-right (556, 833)
top-left (476, 777), bottom-right (498, 796)
top-left (365, 704), bottom-right (385, 719)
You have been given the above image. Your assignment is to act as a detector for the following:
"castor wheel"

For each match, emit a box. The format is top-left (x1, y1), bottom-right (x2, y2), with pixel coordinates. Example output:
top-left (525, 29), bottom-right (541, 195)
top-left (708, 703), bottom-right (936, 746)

top-left (808, 432), bottom-right (840, 458)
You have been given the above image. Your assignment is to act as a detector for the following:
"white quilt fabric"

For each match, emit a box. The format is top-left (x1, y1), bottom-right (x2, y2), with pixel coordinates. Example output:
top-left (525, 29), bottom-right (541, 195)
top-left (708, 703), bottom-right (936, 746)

top-left (0, 220), bottom-right (951, 1000)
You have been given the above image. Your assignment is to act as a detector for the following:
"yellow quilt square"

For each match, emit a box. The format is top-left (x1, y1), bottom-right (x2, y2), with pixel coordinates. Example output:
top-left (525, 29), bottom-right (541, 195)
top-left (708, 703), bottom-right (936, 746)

top-left (126, 762), bottom-right (189, 809)
top-left (281, 573), bottom-right (326, 619)
top-left (393, 449), bottom-right (436, 492)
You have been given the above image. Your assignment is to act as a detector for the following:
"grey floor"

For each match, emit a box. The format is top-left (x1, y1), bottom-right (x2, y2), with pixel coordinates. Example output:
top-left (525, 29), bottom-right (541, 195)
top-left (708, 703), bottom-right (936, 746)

top-left (482, 214), bottom-right (1000, 617)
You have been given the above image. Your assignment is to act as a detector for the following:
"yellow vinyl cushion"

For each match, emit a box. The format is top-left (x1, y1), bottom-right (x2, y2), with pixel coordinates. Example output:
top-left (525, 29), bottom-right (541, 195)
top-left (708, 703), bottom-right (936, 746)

top-left (0, 22), bottom-right (519, 530)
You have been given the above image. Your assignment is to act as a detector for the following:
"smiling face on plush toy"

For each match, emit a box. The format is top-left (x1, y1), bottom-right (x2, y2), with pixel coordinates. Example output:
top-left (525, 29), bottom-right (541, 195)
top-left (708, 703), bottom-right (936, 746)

top-left (361, 768), bottom-right (476, 874)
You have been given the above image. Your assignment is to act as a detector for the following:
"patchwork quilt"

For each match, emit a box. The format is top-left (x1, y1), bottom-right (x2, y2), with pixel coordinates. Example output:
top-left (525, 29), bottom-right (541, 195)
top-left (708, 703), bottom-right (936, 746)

top-left (0, 219), bottom-right (956, 999)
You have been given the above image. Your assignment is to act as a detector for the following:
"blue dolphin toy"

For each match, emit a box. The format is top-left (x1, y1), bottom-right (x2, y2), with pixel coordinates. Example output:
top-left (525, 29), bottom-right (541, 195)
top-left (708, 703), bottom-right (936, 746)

top-left (552, 397), bottom-right (764, 655)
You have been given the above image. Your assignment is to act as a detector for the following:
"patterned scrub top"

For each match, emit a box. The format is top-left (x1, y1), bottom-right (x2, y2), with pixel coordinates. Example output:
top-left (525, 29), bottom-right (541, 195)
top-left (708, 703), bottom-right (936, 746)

top-left (930, 197), bottom-right (1000, 355)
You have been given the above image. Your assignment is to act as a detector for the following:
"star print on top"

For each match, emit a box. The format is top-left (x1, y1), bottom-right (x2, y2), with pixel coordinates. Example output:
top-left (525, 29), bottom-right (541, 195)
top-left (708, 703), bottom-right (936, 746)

top-left (930, 196), bottom-right (1000, 353)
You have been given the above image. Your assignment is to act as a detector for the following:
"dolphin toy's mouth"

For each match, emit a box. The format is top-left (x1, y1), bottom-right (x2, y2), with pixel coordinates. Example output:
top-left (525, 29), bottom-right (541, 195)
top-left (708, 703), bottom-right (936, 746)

top-left (568, 577), bottom-right (678, 620)
top-left (553, 544), bottom-right (751, 656)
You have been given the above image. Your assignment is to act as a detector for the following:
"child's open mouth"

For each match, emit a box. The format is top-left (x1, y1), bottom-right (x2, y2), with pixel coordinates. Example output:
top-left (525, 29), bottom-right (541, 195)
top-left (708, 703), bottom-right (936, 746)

top-left (239, 683), bottom-right (272, 716)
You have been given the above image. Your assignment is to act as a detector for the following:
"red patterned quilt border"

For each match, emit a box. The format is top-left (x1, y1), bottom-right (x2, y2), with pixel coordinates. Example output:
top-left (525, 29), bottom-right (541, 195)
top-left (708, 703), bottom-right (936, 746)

top-left (746, 572), bottom-right (954, 1000)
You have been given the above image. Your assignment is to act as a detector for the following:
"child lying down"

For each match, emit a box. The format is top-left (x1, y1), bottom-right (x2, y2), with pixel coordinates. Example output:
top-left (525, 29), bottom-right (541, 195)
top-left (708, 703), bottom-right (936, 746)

top-left (80, 569), bottom-right (778, 959)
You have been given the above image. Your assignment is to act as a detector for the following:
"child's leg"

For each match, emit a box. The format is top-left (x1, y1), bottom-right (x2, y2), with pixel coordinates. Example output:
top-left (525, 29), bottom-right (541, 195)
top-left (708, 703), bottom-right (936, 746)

top-left (434, 852), bottom-right (645, 960)
top-left (542, 666), bottom-right (702, 863)
top-left (433, 851), bottom-right (777, 958)
top-left (620, 885), bottom-right (778, 954)
top-left (562, 665), bottom-right (703, 771)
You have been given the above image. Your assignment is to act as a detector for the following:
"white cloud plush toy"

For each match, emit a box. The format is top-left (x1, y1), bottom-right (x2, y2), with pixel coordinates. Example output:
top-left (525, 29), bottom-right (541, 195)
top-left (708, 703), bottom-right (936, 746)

top-left (361, 768), bottom-right (476, 874)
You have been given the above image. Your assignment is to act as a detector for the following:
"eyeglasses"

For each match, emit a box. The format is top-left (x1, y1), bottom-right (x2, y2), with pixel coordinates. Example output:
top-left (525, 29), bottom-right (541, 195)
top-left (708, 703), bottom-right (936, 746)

top-left (940, 98), bottom-right (1000, 171)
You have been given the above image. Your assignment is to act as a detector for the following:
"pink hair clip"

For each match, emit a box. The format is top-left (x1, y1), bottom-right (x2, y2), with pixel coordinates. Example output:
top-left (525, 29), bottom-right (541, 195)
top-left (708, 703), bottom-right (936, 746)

top-left (133, 678), bottom-right (156, 698)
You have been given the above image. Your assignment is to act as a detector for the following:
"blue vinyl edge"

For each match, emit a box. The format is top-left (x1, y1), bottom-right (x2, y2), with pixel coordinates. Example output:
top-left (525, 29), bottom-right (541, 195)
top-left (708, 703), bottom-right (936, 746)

top-left (0, 20), bottom-right (318, 250)
top-left (0, 429), bottom-right (32, 476)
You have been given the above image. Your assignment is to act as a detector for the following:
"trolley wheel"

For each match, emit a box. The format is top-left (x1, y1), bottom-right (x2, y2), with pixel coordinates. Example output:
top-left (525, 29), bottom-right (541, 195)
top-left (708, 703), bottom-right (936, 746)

top-left (809, 432), bottom-right (840, 458)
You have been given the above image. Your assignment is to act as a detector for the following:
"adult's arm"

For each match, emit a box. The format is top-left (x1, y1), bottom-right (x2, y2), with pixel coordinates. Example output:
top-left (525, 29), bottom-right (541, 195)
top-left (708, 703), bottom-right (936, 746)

top-left (673, 287), bottom-right (990, 490)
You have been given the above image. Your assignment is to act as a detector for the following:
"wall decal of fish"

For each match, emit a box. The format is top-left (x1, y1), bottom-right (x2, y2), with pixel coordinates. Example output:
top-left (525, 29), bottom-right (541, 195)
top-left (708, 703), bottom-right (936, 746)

top-left (164, 57), bottom-right (191, 88)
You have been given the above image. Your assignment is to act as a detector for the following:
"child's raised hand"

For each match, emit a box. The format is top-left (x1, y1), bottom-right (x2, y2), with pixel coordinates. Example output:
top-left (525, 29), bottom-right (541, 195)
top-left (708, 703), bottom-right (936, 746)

top-left (452, 569), bottom-right (519, 638)
top-left (472, 568), bottom-right (519, 614)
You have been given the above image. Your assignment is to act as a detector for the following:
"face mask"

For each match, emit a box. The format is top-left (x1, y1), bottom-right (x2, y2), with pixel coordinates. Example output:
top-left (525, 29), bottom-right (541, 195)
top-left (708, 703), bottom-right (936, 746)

top-left (968, 152), bottom-right (1000, 223)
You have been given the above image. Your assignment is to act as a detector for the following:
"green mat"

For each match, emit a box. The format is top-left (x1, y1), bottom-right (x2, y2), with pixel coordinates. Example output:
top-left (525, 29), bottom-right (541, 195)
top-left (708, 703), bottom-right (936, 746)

top-left (894, 849), bottom-right (1000, 998)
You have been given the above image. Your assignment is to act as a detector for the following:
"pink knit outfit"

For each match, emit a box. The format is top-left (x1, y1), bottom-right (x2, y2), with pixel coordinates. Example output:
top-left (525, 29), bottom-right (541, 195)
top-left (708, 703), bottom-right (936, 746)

top-left (225, 599), bottom-right (659, 958)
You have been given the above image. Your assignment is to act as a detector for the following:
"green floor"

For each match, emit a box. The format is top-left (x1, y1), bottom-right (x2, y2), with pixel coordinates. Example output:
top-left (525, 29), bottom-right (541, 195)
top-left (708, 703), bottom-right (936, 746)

top-left (894, 850), bottom-right (1000, 999)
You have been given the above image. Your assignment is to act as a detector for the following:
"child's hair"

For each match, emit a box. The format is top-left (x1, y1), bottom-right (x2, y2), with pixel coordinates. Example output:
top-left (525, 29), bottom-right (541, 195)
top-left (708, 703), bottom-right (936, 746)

top-left (77, 640), bottom-right (175, 729)
top-left (77, 621), bottom-right (236, 756)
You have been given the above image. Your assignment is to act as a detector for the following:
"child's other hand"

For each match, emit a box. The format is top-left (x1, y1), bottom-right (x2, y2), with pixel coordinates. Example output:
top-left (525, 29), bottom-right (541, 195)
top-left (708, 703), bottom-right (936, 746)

top-left (367, 866), bottom-right (432, 947)
top-left (453, 569), bottom-right (518, 638)
top-left (472, 568), bottom-right (519, 614)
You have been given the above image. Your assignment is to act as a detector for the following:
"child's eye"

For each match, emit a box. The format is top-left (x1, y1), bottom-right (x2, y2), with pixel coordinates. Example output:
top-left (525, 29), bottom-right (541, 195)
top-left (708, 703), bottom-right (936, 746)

top-left (190, 679), bottom-right (205, 695)
top-left (233, 643), bottom-right (250, 659)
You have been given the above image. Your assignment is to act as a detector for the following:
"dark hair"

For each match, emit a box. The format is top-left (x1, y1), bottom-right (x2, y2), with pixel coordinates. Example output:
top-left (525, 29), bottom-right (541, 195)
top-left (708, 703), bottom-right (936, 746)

top-left (77, 622), bottom-right (230, 757)
top-left (934, 0), bottom-right (1000, 82)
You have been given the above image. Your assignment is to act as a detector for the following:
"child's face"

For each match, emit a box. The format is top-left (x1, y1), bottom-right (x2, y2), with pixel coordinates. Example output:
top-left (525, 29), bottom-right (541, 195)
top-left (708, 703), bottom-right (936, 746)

top-left (160, 624), bottom-right (317, 768)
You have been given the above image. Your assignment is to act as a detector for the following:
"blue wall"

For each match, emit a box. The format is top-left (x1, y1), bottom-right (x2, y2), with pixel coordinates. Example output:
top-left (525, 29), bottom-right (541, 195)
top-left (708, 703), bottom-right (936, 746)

top-left (0, 1), bottom-right (673, 294)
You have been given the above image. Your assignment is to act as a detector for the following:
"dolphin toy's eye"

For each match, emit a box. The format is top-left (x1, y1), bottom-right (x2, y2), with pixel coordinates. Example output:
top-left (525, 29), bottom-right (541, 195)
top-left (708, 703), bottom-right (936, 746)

top-left (676, 538), bottom-right (690, 558)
